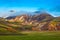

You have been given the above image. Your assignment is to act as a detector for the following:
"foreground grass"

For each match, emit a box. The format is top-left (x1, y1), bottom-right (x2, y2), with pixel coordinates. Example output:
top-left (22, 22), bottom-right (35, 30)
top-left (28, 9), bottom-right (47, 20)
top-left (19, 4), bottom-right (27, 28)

top-left (0, 31), bottom-right (60, 40)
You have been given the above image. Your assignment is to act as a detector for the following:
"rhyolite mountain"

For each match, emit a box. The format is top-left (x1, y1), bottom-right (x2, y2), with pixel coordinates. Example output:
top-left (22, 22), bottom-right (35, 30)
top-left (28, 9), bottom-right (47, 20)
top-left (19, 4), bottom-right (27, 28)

top-left (6, 11), bottom-right (54, 22)
top-left (6, 11), bottom-right (60, 31)
top-left (7, 11), bottom-right (59, 21)
top-left (0, 11), bottom-right (60, 34)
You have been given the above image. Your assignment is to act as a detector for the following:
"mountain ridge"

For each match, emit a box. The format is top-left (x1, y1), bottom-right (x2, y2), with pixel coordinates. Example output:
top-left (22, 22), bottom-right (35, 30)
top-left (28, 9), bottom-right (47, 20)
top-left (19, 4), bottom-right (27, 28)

top-left (0, 12), bottom-right (60, 34)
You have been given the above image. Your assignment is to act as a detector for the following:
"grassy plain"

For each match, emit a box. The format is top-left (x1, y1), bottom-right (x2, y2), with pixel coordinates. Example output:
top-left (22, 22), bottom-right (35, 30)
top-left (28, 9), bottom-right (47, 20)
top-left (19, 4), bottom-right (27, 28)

top-left (0, 31), bottom-right (60, 40)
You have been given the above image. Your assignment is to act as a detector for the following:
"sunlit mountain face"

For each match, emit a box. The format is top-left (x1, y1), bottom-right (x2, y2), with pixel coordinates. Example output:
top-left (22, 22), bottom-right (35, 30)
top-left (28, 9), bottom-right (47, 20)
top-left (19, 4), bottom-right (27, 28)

top-left (4, 12), bottom-right (60, 31)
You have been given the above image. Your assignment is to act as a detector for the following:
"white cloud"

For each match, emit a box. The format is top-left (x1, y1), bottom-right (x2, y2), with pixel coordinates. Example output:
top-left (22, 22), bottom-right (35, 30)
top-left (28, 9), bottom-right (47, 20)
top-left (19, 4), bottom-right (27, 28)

top-left (0, 7), bottom-right (37, 17)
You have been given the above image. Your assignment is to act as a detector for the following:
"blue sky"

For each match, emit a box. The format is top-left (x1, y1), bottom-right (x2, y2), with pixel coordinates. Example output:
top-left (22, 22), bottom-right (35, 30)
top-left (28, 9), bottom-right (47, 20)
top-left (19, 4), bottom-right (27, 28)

top-left (0, 0), bottom-right (60, 17)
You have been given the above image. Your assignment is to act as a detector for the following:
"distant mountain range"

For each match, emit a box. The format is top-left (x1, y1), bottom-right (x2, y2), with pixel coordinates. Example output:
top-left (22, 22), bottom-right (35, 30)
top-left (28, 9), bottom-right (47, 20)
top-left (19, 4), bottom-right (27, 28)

top-left (0, 11), bottom-right (60, 34)
top-left (6, 11), bottom-right (60, 30)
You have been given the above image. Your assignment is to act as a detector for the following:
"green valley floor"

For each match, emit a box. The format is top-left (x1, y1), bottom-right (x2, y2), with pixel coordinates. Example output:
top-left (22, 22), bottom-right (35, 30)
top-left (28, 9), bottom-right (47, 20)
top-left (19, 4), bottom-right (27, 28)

top-left (0, 31), bottom-right (60, 40)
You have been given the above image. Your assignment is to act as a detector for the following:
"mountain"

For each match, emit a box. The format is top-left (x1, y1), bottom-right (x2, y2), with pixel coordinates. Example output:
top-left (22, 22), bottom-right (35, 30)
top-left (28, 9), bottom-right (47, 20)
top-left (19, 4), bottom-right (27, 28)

top-left (8, 12), bottom-right (53, 22)
top-left (32, 13), bottom-right (53, 22)
top-left (5, 12), bottom-right (60, 31)
top-left (0, 11), bottom-right (60, 34)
